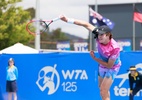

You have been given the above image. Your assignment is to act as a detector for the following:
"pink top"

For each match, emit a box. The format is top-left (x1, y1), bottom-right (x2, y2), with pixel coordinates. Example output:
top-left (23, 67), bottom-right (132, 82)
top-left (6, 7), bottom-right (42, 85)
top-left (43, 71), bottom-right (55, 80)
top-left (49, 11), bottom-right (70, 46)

top-left (97, 38), bottom-right (121, 68)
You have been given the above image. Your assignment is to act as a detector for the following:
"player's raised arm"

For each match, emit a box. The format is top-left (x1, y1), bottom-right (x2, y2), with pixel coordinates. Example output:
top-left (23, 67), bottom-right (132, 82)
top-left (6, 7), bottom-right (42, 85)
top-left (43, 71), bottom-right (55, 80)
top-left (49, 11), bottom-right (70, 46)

top-left (59, 14), bottom-right (96, 32)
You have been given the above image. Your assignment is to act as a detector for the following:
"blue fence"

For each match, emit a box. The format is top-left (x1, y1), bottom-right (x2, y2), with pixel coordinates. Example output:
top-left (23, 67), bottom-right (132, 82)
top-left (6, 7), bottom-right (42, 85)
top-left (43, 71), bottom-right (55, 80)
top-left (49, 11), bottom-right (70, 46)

top-left (0, 52), bottom-right (142, 100)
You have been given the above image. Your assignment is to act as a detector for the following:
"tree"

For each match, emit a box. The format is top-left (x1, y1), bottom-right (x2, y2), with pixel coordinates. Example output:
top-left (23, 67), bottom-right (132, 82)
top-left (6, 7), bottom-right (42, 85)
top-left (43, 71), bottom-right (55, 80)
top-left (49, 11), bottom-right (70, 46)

top-left (25, 7), bottom-right (35, 20)
top-left (40, 28), bottom-right (69, 49)
top-left (0, 0), bottom-right (34, 50)
top-left (50, 28), bottom-right (69, 41)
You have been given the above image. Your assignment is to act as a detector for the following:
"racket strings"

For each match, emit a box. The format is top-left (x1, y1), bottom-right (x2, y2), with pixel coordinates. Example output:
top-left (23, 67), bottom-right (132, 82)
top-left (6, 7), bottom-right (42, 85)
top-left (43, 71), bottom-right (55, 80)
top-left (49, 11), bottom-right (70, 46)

top-left (26, 17), bottom-right (59, 35)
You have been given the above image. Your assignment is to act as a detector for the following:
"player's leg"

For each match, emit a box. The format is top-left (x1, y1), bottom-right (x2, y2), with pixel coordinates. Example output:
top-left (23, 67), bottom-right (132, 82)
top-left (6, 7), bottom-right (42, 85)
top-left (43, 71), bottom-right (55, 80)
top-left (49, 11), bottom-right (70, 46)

top-left (98, 76), bottom-right (103, 87)
top-left (98, 76), bottom-right (103, 100)
top-left (98, 67), bottom-right (119, 100)
top-left (98, 67), bottom-right (112, 100)
top-left (100, 76), bottom-right (113, 100)
top-left (98, 76), bottom-right (111, 100)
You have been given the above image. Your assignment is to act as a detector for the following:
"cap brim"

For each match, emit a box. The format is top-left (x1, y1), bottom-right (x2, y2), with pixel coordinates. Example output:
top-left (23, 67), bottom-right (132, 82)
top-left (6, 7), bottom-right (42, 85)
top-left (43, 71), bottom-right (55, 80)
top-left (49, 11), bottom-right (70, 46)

top-left (97, 30), bottom-right (106, 34)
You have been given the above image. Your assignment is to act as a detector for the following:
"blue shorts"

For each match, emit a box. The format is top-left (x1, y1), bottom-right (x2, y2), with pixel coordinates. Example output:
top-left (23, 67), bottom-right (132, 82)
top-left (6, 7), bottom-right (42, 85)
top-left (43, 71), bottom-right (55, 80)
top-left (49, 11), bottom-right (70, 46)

top-left (98, 66), bottom-right (120, 80)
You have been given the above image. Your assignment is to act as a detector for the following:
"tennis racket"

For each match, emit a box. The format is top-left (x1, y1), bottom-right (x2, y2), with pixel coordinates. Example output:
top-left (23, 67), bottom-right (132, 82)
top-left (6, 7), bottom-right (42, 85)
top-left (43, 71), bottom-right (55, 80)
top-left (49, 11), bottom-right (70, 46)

top-left (26, 17), bottom-right (60, 35)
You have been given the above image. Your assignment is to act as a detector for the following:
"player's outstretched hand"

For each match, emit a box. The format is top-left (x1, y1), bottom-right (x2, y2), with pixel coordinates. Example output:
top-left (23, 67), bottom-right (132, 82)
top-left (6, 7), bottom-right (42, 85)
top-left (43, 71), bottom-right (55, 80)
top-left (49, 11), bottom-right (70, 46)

top-left (59, 14), bottom-right (68, 22)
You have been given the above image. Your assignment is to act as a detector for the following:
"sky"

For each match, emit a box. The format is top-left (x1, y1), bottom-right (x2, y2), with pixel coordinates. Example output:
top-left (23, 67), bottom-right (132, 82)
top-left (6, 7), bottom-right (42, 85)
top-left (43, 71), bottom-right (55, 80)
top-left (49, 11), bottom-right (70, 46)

top-left (16, 0), bottom-right (142, 39)
top-left (17, 0), bottom-right (96, 39)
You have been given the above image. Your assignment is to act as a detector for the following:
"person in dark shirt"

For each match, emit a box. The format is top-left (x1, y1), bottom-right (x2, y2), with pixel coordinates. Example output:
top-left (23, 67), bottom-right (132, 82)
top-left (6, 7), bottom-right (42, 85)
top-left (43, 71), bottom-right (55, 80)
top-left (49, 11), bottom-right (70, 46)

top-left (127, 66), bottom-right (142, 100)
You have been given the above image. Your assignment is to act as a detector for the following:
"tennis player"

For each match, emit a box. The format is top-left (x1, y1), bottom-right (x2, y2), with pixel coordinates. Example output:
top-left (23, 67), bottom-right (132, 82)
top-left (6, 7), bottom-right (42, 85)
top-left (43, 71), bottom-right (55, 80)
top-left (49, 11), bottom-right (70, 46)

top-left (6, 58), bottom-right (18, 100)
top-left (127, 66), bottom-right (142, 100)
top-left (60, 15), bottom-right (121, 100)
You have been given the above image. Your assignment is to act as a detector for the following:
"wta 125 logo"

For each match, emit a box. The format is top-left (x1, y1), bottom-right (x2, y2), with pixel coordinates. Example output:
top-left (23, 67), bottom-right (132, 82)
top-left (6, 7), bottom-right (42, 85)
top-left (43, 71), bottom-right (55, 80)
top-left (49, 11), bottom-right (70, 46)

top-left (36, 64), bottom-right (88, 95)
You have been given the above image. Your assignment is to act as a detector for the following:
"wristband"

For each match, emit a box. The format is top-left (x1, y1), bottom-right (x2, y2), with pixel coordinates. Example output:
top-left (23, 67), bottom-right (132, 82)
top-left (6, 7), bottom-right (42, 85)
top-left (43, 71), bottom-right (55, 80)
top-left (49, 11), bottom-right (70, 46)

top-left (67, 18), bottom-right (75, 24)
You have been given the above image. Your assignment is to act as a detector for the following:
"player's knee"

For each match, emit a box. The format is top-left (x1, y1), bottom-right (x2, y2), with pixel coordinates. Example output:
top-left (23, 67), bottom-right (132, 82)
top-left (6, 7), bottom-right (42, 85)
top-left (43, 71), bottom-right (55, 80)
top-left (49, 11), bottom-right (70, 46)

top-left (100, 87), bottom-right (108, 96)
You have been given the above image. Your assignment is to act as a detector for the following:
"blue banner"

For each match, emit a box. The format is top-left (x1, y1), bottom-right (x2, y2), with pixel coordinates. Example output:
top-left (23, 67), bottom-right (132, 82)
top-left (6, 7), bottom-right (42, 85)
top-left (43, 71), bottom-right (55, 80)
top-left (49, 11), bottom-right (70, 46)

top-left (116, 39), bottom-right (132, 51)
top-left (0, 52), bottom-right (142, 100)
top-left (74, 42), bottom-right (88, 51)
top-left (56, 41), bottom-right (70, 51)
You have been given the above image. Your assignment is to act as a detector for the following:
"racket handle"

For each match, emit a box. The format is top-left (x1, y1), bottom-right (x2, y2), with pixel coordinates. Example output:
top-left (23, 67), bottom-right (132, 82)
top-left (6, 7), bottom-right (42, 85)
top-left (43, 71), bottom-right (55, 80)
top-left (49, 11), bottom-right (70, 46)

top-left (52, 17), bottom-right (60, 22)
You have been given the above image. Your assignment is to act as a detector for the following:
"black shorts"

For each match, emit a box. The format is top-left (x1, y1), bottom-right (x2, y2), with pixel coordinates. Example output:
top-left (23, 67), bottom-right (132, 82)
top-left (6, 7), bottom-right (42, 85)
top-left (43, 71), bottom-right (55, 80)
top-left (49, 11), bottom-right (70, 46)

top-left (6, 80), bottom-right (17, 92)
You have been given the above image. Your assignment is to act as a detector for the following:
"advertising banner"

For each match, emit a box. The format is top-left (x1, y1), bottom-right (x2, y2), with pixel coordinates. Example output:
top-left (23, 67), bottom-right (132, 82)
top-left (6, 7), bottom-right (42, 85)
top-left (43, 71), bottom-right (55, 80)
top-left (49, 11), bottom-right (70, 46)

top-left (74, 42), bottom-right (88, 51)
top-left (56, 41), bottom-right (70, 51)
top-left (0, 52), bottom-right (142, 100)
top-left (116, 39), bottom-right (131, 51)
